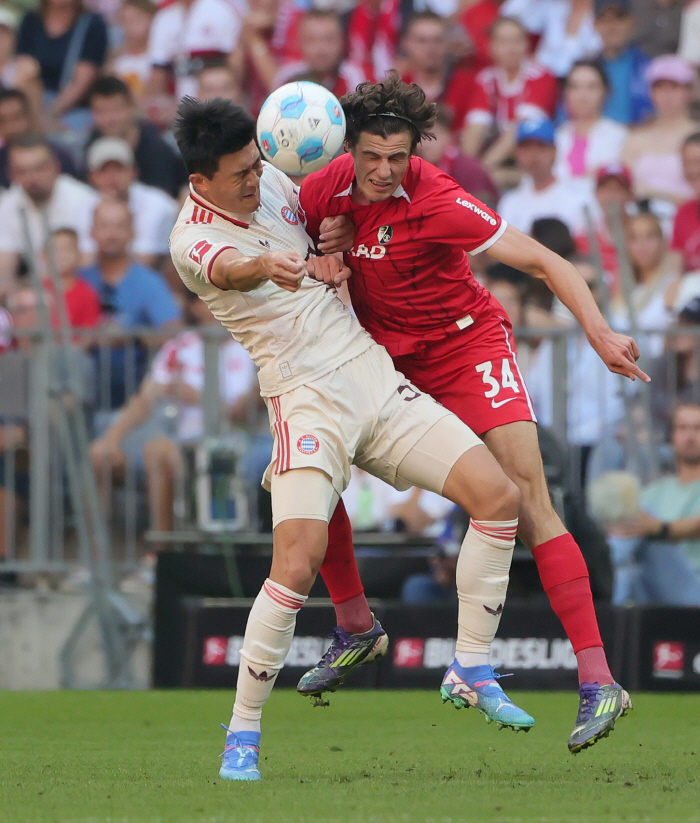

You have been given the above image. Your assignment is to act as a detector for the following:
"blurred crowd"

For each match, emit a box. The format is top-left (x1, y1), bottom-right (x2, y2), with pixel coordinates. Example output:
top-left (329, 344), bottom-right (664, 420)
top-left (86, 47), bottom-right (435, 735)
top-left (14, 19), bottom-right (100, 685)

top-left (1, 0), bottom-right (700, 604)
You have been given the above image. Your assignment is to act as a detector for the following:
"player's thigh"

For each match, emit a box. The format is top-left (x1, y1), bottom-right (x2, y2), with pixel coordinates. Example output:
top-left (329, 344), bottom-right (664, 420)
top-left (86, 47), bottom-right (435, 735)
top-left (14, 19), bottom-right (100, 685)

top-left (395, 414), bottom-right (520, 522)
top-left (269, 467), bottom-right (339, 592)
top-left (482, 421), bottom-right (565, 543)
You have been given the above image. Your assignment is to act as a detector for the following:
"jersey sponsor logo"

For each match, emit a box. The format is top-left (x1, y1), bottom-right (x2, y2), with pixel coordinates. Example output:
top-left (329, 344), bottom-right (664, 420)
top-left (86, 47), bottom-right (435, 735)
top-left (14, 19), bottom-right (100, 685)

top-left (297, 434), bottom-right (319, 455)
top-left (456, 196), bottom-right (498, 226)
top-left (377, 224), bottom-right (393, 245)
top-left (281, 206), bottom-right (298, 225)
top-left (189, 240), bottom-right (213, 265)
top-left (350, 243), bottom-right (386, 260)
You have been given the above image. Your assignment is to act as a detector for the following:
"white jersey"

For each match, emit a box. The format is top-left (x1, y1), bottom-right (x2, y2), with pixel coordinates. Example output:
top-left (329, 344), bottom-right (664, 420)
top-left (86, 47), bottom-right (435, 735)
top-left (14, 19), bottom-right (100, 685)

top-left (169, 162), bottom-right (373, 397)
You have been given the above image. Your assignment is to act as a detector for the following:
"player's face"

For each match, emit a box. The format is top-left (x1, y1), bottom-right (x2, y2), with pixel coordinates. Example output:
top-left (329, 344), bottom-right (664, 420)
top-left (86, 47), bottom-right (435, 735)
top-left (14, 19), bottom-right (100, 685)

top-left (192, 141), bottom-right (263, 214)
top-left (349, 131), bottom-right (412, 204)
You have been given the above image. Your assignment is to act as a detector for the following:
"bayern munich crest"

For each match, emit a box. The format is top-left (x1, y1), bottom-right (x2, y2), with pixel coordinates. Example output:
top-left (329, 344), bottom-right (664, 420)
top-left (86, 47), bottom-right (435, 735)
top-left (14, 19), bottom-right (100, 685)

top-left (297, 435), bottom-right (319, 455)
top-left (281, 206), bottom-right (298, 224)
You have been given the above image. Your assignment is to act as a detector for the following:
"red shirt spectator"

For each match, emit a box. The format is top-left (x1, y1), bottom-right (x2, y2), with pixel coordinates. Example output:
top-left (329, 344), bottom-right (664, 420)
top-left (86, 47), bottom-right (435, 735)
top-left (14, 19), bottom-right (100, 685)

top-left (672, 201), bottom-right (700, 272)
top-left (348, 0), bottom-right (400, 82)
top-left (458, 0), bottom-right (502, 65)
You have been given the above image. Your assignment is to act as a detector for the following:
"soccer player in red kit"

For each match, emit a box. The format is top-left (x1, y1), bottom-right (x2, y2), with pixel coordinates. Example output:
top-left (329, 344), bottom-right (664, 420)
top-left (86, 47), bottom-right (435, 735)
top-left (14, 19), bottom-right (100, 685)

top-left (298, 74), bottom-right (645, 753)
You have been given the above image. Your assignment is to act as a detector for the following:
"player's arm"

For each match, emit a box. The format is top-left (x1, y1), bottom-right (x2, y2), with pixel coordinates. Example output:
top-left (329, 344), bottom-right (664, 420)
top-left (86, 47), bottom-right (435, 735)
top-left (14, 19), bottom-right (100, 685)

top-left (209, 247), bottom-right (306, 293)
top-left (486, 224), bottom-right (650, 383)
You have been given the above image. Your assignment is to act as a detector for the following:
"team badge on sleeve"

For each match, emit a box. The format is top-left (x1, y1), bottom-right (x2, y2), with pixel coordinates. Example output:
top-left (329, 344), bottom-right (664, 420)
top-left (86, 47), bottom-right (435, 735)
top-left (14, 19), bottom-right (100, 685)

top-left (377, 225), bottom-right (393, 245)
top-left (189, 240), bottom-right (213, 265)
top-left (297, 435), bottom-right (319, 455)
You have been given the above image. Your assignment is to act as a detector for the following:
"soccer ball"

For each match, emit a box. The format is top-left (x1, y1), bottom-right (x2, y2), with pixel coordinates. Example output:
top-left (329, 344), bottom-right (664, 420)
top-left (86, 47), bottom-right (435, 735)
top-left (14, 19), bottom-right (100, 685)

top-left (257, 82), bottom-right (346, 176)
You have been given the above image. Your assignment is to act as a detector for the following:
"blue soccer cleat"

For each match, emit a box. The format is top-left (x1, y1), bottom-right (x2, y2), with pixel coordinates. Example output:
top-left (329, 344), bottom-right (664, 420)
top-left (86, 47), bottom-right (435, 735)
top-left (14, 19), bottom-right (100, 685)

top-left (440, 661), bottom-right (535, 732)
top-left (297, 616), bottom-right (389, 701)
top-left (218, 725), bottom-right (262, 781)
top-left (568, 682), bottom-right (632, 753)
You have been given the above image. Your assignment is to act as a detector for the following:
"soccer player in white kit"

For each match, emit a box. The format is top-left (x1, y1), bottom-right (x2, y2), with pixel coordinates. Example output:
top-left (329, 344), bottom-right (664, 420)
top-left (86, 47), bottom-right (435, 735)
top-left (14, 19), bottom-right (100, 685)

top-left (169, 98), bottom-right (533, 781)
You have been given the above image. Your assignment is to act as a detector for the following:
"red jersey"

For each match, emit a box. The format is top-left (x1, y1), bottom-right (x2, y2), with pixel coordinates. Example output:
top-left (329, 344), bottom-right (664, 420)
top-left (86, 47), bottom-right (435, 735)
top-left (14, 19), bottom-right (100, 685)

top-left (672, 199), bottom-right (700, 272)
top-left (44, 275), bottom-right (102, 329)
top-left (458, 0), bottom-right (500, 64)
top-left (402, 66), bottom-right (478, 135)
top-left (465, 60), bottom-right (558, 129)
top-left (300, 153), bottom-right (506, 357)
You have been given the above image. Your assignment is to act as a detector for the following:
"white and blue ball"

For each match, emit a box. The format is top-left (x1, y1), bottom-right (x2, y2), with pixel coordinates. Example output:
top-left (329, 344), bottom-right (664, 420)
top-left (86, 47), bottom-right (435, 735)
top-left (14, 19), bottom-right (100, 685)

top-left (256, 82), bottom-right (346, 176)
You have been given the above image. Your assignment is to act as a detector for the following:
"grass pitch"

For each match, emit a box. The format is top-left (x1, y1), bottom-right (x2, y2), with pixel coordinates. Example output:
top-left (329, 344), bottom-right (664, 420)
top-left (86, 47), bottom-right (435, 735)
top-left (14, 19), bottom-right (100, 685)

top-left (1, 690), bottom-right (698, 823)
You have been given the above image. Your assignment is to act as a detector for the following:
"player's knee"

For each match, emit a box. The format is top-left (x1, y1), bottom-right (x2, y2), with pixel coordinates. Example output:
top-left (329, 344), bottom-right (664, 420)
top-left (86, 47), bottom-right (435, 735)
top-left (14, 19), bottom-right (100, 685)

top-left (271, 521), bottom-right (328, 592)
top-left (475, 476), bottom-right (521, 521)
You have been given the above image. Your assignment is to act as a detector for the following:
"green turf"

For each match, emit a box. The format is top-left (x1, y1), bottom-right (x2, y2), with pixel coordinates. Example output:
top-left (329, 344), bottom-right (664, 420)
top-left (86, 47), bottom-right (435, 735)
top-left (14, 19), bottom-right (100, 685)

top-left (1, 690), bottom-right (698, 823)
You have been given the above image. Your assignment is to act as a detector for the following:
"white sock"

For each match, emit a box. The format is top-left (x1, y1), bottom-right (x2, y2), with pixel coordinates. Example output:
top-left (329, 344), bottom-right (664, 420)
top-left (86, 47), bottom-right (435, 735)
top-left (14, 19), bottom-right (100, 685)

top-left (455, 518), bottom-right (517, 658)
top-left (229, 578), bottom-right (307, 734)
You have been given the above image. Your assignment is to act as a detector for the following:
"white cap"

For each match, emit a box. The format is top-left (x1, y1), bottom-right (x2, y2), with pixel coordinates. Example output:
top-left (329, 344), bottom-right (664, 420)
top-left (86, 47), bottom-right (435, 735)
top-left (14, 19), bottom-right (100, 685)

top-left (87, 137), bottom-right (135, 171)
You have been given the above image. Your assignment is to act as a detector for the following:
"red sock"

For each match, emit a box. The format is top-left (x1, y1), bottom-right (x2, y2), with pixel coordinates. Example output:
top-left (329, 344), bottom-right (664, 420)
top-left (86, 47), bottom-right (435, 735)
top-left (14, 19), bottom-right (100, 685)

top-left (532, 533), bottom-right (613, 685)
top-left (319, 500), bottom-right (373, 633)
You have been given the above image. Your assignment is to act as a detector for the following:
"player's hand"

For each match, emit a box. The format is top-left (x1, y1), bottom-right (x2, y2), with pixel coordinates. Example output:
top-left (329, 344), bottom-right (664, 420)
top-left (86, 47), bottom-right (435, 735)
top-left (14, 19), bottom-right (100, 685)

top-left (587, 329), bottom-right (651, 383)
top-left (259, 250), bottom-right (306, 292)
top-left (306, 255), bottom-right (351, 287)
top-left (318, 215), bottom-right (355, 253)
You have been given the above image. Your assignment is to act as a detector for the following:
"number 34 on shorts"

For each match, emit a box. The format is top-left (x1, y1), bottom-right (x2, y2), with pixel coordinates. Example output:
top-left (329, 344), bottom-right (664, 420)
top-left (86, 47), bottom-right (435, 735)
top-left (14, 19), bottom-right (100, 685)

top-left (475, 358), bottom-right (523, 409)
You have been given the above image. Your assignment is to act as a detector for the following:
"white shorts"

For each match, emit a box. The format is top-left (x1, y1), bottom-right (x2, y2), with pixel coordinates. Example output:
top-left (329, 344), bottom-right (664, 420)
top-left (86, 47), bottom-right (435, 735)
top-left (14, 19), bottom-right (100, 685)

top-left (264, 344), bottom-right (483, 526)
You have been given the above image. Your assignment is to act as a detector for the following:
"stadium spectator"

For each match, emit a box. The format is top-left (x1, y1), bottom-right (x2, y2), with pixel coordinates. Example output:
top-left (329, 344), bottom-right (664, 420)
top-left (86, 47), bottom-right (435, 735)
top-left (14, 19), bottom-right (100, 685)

top-left (573, 162), bottom-right (637, 284)
top-left (0, 134), bottom-right (99, 297)
top-left (593, 0), bottom-right (653, 125)
top-left (44, 227), bottom-right (101, 330)
top-left (612, 212), bottom-right (675, 358)
top-left (147, 0), bottom-right (244, 101)
top-left (670, 132), bottom-right (700, 273)
top-left (16, 0), bottom-right (108, 135)
top-left (81, 199), bottom-right (182, 408)
top-left (501, 0), bottom-right (602, 78)
top-left (630, 0), bottom-right (686, 57)
top-left (0, 89), bottom-right (79, 189)
top-left (86, 137), bottom-right (178, 268)
top-left (107, 0), bottom-right (157, 103)
top-left (87, 77), bottom-right (187, 198)
top-left (554, 60), bottom-right (629, 181)
top-left (648, 297), bottom-right (700, 432)
top-left (455, 0), bottom-right (503, 66)
top-left (526, 255), bottom-right (626, 483)
top-left (89, 291), bottom-right (257, 539)
top-left (621, 54), bottom-right (696, 208)
top-left (461, 16), bottom-right (558, 177)
top-left (0, 5), bottom-right (41, 124)
top-left (273, 10), bottom-right (367, 98)
top-left (498, 118), bottom-right (597, 236)
top-left (416, 104), bottom-right (499, 207)
top-left (348, 0), bottom-right (401, 81)
top-left (605, 403), bottom-right (700, 606)
top-left (400, 12), bottom-right (476, 135)
top-left (196, 64), bottom-right (243, 104)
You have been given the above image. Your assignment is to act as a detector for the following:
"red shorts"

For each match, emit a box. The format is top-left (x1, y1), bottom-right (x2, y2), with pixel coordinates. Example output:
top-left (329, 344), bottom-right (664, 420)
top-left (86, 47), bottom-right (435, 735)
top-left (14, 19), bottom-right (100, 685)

top-left (392, 305), bottom-right (536, 437)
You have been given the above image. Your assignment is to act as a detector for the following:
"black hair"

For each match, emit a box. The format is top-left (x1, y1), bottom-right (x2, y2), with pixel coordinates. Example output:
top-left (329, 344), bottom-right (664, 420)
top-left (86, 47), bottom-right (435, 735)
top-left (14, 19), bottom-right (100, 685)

top-left (0, 88), bottom-right (30, 111)
top-left (8, 131), bottom-right (55, 158)
top-left (683, 131), bottom-right (700, 151)
top-left (486, 262), bottom-right (530, 296)
top-left (531, 217), bottom-right (576, 260)
top-left (565, 59), bottom-right (611, 94)
top-left (89, 75), bottom-right (133, 104)
top-left (341, 71), bottom-right (436, 152)
top-left (174, 96), bottom-right (256, 178)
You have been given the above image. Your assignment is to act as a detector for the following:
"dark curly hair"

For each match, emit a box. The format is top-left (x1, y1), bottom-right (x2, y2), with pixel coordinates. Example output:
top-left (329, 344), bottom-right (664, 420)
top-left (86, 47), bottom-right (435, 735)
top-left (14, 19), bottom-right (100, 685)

top-left (341, 72), bottom-right (436, 152)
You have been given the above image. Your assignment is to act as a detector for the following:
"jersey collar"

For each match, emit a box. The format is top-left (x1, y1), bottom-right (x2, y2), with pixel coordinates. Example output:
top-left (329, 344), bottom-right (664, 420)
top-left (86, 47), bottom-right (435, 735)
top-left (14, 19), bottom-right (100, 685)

top-left (189, 184), bottom-right (254, 228)
top-left (334, 181), bottom-right (411, 203)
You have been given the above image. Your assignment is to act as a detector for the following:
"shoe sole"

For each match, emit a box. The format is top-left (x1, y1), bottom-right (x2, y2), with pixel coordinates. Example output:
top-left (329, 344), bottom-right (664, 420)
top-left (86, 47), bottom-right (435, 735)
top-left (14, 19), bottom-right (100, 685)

top-left (569, 690), bottom-right (633, 754)
top-left (219, 769), bottom-right (261, 781)
top-left (440, 689), bottom-right (534, 732)
top-left (297, 633), bottom-right (390, 699)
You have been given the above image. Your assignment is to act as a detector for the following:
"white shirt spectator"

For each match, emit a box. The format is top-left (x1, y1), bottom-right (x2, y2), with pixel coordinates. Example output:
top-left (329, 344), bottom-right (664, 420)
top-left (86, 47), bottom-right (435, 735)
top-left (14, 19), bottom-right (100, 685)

top-left (501, 0), bottom-right (603, 78)
top-left (525, 333), bottom-right (626, 446)
top-left (150, 330), bottom-right (257, 442)
top-left (0, 174), bottom-right (99, 256)
top-left (679, 0), bottom-right (700, 64)
top-left (498, 175), bottom-right (596, 236)
top-left (148, 0), bottom-right (244, 99)
top-left (111, 52), bottom-right (152, 98)
top-left (554, 118), bottom-right (629, 181)
top-left (128, 181), bottom-right (179, 258)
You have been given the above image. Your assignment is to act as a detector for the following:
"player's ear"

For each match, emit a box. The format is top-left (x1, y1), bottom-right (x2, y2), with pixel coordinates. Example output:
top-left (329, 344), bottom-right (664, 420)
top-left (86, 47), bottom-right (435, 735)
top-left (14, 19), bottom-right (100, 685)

top-left (190, 172), bottom-right (207, 194)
